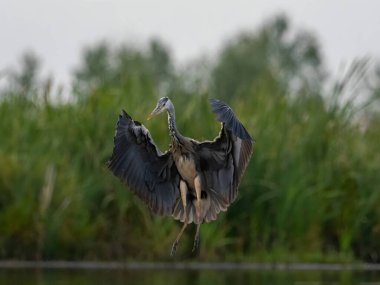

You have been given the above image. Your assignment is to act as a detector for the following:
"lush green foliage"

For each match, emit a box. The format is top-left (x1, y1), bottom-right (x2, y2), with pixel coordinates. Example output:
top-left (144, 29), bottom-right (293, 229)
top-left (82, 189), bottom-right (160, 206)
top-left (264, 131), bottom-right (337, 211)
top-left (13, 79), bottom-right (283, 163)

top-left (0, 15), bottom-right (379, 262)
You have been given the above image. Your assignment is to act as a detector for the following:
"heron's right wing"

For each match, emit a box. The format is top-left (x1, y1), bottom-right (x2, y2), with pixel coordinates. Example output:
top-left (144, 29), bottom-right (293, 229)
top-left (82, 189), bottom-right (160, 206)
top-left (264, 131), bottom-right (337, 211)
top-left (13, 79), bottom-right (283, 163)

top-left (107, 110), bottom-right (180, 216)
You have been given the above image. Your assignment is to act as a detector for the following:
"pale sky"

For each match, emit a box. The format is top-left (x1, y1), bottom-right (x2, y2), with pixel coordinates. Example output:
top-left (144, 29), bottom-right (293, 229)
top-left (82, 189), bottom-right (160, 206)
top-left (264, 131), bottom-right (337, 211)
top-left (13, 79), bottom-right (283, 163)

top-left (1, 0), bottom-right (380, 87)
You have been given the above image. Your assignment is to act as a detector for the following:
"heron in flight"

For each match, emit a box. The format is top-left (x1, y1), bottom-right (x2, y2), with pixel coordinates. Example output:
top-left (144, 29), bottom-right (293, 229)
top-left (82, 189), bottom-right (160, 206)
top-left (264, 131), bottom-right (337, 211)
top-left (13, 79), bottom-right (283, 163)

top-left (107, 97), bottom-right (253, 256)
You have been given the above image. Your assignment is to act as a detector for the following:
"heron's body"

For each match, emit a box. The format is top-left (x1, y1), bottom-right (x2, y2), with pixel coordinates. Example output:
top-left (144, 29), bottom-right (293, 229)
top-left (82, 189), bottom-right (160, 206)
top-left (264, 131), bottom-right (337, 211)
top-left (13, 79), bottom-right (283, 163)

top-left (174, 151), bottom-right (196, 188)
top-left (107, 97), bottom-right (253, 255)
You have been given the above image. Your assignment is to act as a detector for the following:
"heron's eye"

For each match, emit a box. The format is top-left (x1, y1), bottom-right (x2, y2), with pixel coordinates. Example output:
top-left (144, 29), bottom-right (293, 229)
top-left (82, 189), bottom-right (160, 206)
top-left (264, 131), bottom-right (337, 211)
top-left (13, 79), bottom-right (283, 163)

top-left (161, 97), bottom-right (169, 107)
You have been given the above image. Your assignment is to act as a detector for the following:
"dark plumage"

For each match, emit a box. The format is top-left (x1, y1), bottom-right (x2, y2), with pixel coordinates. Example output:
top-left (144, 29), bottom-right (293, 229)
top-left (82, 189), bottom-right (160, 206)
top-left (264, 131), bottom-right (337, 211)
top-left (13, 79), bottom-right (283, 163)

top-left (107, 97), bottom-right (253, 256)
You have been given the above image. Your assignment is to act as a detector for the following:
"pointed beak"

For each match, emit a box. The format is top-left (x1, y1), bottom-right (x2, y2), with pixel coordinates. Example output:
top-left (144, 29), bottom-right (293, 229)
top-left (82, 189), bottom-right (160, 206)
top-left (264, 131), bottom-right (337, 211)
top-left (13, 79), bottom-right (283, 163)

top-left (147, 113), bottom-right (154, 120)
top-left (147, 105), bottom-right (161, 120)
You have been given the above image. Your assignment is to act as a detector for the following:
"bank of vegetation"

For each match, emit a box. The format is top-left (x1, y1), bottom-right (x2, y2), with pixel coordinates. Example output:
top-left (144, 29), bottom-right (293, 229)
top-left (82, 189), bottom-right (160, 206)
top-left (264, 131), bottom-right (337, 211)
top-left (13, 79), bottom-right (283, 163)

top-left (1, 15), bottom-right (379, 262)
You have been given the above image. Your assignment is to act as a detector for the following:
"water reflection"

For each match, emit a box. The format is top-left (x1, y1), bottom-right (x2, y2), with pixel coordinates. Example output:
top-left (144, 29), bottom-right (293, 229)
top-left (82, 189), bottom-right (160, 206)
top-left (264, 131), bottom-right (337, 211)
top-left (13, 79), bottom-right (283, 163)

top-left (0, 268), bottom-right (379, 285)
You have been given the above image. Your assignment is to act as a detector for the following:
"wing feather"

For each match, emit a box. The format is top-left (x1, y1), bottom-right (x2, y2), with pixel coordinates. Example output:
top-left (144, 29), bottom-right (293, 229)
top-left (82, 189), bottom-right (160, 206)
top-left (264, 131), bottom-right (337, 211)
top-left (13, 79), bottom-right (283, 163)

top-left (196, 99), bottom-right (253, 221)
top-left (107, 110), bottom-right (180, 216)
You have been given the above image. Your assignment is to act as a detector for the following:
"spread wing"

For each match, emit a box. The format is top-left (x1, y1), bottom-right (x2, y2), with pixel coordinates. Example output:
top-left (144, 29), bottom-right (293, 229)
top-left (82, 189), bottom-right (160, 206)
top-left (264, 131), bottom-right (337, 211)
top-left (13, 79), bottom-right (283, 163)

top-left (107, 110), bottom-right (180, 216)
top-left (196, 99), bottom-right (253, 221)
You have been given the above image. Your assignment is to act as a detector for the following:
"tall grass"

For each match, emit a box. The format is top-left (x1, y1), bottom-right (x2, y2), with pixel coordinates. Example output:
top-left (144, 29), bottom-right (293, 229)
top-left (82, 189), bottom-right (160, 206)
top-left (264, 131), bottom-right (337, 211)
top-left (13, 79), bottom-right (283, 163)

top-left (0, 61), bottom-right (379, 262)
top-left (0, 18), bottom-right (379, 260)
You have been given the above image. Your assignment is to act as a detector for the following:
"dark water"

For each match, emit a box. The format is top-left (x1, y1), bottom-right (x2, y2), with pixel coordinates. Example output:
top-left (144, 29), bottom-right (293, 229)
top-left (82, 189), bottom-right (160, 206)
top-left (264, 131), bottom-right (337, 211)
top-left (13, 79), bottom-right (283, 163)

top-left (0, 268), bottom-right (379, 285)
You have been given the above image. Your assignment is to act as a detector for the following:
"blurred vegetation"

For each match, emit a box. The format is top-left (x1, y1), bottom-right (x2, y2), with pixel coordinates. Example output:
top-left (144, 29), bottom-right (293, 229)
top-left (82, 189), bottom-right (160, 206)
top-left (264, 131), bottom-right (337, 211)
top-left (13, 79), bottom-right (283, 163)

top-left (0, 15), bottom-right (380, 262)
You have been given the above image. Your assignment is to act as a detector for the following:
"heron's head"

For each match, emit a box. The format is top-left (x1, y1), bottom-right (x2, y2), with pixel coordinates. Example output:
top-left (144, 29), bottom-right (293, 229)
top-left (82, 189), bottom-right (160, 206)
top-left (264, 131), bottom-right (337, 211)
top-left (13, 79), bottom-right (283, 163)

top-left (148, 97), bottom-right (171, 120)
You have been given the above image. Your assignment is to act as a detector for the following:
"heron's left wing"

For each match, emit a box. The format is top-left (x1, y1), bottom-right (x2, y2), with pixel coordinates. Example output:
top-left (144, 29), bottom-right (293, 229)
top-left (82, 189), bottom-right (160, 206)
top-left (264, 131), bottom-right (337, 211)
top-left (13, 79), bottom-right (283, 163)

top-left (107, 110), bottom-right (180, 216)
top-left (195, 99), bottom-right (253, 221)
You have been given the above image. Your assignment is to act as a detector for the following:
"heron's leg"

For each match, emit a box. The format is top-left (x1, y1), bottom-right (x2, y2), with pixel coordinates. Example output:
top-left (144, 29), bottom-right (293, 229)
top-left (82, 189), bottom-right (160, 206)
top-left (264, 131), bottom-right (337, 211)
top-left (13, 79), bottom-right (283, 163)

top-left (171, 180), bottom-right (189, 257)
top-left (194, 175), bottom-right (202, 222)
top-left (170, 221), bottom-right (188, 257)
top-left (192, 223), bottom-right (201, 253)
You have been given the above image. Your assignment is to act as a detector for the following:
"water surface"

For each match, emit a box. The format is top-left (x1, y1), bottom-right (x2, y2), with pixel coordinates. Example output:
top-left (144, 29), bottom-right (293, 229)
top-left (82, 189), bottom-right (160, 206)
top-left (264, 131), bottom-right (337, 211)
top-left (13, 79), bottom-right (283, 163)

top-left (0, 267), bottom-right (379, 285)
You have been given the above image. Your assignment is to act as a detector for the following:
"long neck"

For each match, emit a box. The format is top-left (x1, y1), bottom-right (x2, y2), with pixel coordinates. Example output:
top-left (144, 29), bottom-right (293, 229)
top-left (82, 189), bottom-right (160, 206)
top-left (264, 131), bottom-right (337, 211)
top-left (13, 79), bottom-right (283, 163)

top-left (167, 105), bottom-right (183, 143)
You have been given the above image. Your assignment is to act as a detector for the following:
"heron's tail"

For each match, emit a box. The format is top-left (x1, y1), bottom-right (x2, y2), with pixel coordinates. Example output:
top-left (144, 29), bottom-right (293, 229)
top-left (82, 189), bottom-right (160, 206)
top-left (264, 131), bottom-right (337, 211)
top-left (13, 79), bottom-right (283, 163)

top-left (172, 190), bottom-right (228, 225)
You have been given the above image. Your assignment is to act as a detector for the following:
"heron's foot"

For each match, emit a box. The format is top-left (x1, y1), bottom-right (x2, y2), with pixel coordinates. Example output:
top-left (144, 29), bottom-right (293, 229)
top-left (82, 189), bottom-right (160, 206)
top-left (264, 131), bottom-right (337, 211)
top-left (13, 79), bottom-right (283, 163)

top-left (170, 240), bottom-right (179, 257)
top-left (192, 235), bottom-right (200, 253)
